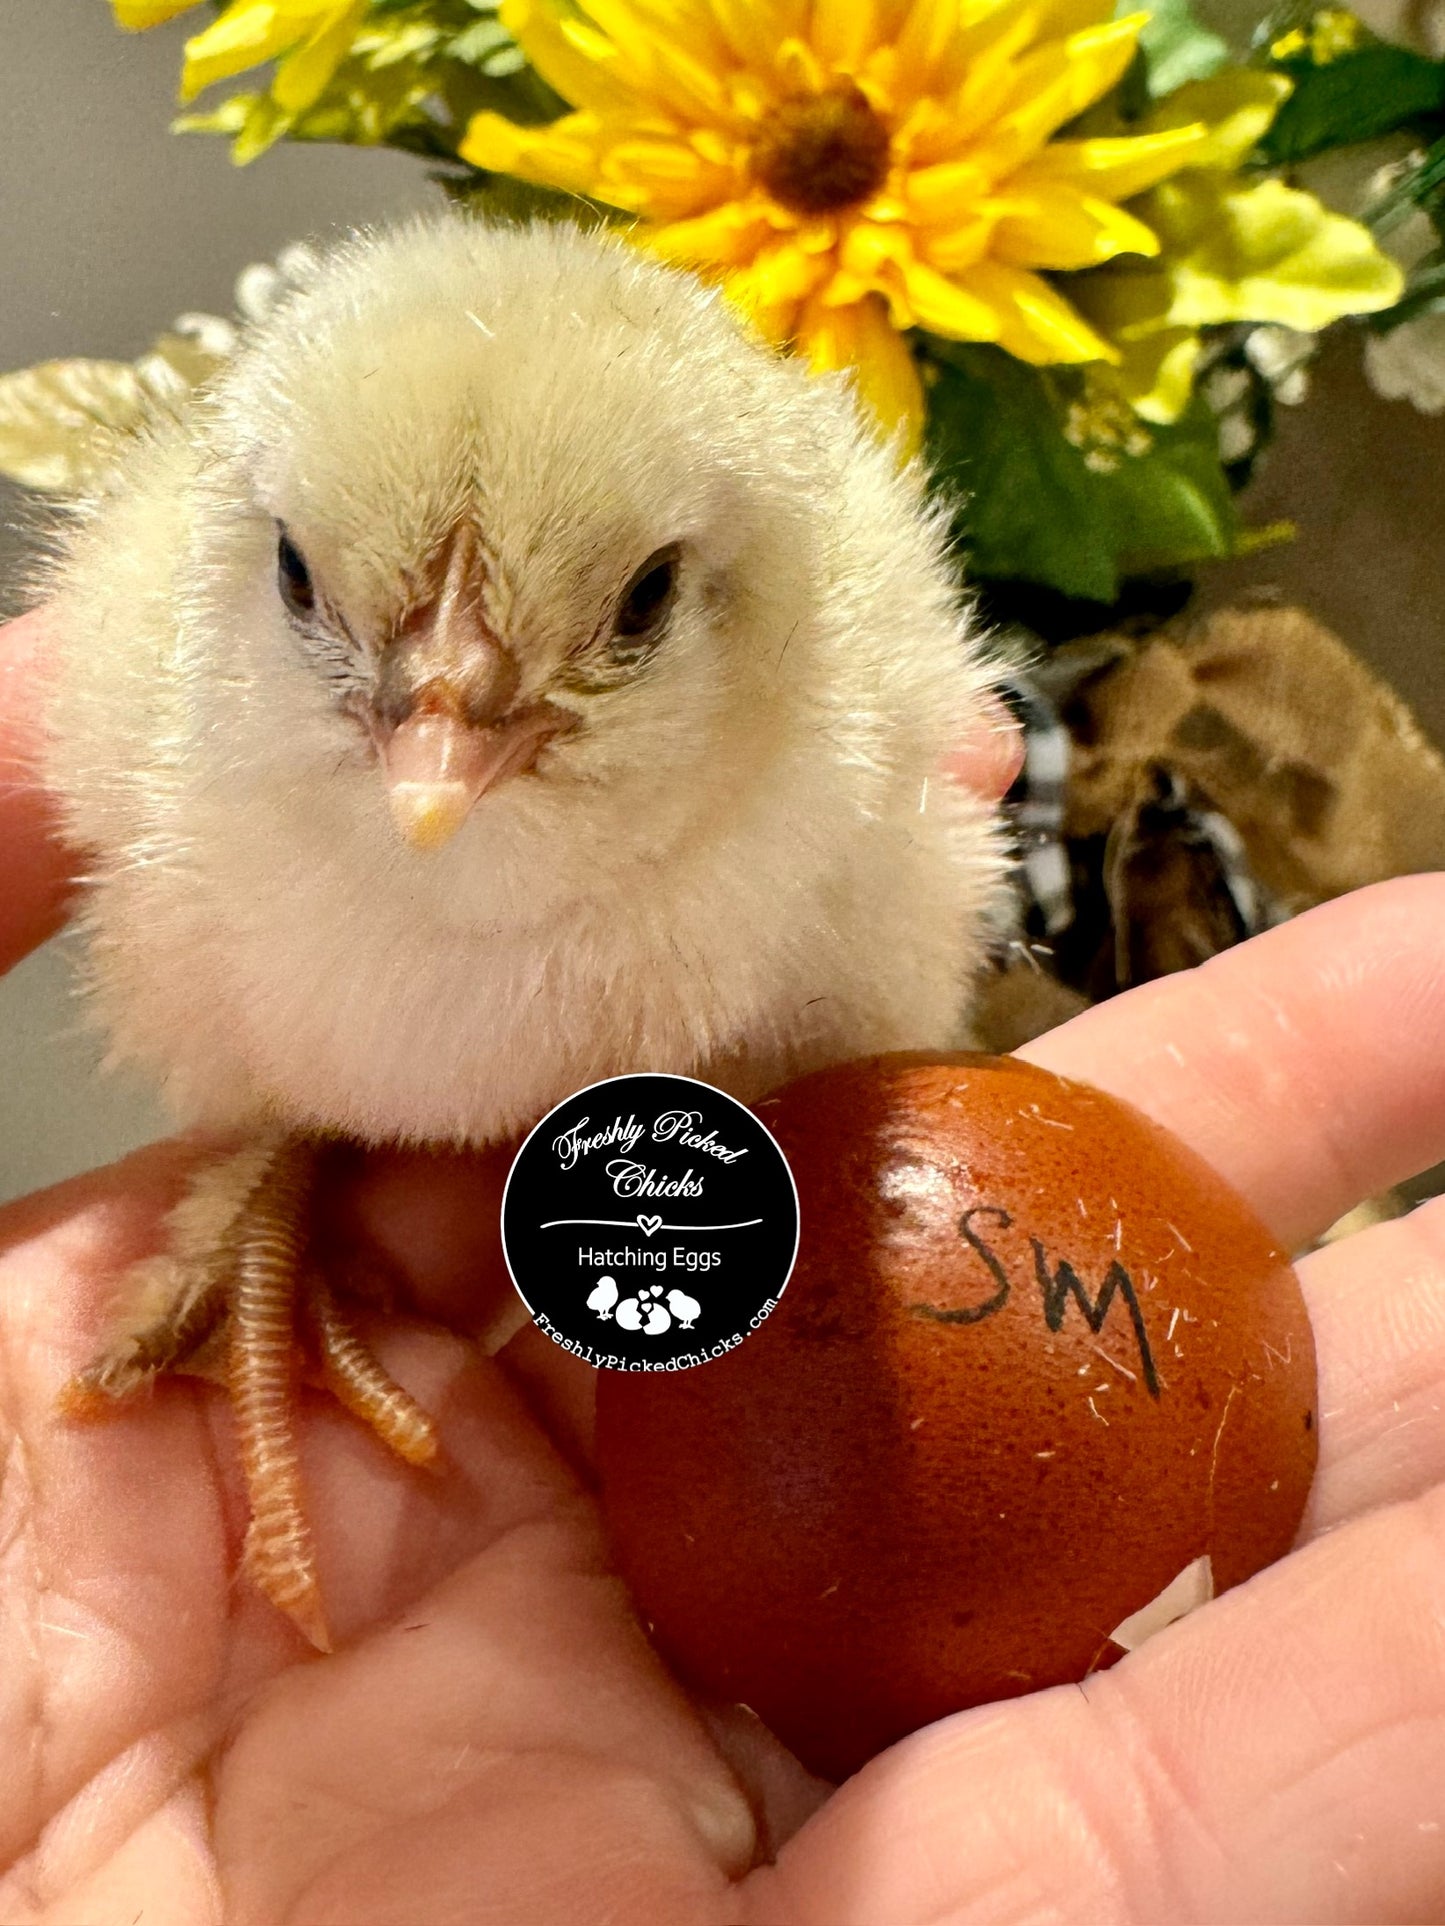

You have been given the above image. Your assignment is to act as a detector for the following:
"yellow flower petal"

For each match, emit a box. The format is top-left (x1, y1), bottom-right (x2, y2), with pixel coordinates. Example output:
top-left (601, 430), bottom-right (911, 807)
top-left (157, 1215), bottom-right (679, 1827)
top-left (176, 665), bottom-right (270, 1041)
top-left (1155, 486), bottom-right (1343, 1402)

top-left (646, 199), bottom-right (779, 267)
top-left (955, 261), bottom-right (1116, 361)
top-left (229, 89), bottom-right (293, 162)
top-left (597, 0), bottom-right (735, 70)
top-left (112, 0), bottom-right (204, 27)
top-left (833, 217), bottom-right (925, 315)
top-left (1011, 125), bottom-right (1208, 202)
top-left (571, 0), bottom-right (662, 73)
top-left (728, 239), bottom-right (831, 319)
top-left (460, 110), bottom-right (620, 198)
top-left (1138, 71), bottom-right (1292, 173)
top-left (904, 158), bottom-right (993, 225)
top-left (499, 0), bottom-right (648, 114)
top-left (580, 1), bottom-right (735, 123)
top-left (797, 290), bottom-right (926, 454)
top-left (943, 10), bottom-right (1041, 150)
top-left (1032, 0), bottom-right (1117, 33)
top-left (890, 0), bottom-right (968, 97)
top-left (708, 0), bottom-right (810, 69)
top-left (895, 255), bottom-right (1004, 340)
top-left (271, 2), bottom-right (366, 114)
top-left (920, 217), bottom-right (1000, 271)
top-left (978, 14), bottom-right (1147, 175)
top-left (599, 139), bottom-right (733, 216)
top-left (892, 92), bottom-right (977, 170)
top-left (809, 0), bottom-right (884, 73)
top-left (182, 2), bottom-right (297, 102)
top-left (990, 185), bottom-right (1161, 268)
top-left (774, 34), bottom-right (831, 93)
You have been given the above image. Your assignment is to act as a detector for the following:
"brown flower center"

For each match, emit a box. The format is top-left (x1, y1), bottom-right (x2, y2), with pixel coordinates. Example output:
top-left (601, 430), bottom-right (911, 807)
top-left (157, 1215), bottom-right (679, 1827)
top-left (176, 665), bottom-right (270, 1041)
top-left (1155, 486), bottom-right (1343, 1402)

top-left (750, 82), bottom-right (892, 217)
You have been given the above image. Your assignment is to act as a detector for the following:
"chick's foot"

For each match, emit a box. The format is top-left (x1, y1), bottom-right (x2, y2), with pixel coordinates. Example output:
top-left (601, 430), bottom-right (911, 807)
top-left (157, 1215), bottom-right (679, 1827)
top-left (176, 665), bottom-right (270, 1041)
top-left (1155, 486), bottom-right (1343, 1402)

top-left (58, 1134), bottom-right (439, 1651)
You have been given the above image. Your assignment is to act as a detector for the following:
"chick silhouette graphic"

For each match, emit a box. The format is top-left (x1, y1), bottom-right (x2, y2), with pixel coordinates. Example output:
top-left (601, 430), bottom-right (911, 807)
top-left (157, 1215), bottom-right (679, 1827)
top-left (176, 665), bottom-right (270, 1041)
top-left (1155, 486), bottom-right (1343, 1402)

top-left (587, 1275), bottom-right (619, 1319)
top-left (665, 1289), bottom-right (702, 1330)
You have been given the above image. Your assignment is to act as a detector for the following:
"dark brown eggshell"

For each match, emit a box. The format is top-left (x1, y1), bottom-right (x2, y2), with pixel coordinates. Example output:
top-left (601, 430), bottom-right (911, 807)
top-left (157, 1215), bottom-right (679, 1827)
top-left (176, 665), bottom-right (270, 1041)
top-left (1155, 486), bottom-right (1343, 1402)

top-left (595, 1053), bottom-right (1318, 1783)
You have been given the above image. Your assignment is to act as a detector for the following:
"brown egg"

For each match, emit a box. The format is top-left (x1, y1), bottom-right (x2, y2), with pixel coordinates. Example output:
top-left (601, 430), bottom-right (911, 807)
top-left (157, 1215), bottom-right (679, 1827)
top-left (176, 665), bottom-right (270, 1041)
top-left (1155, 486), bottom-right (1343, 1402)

top-left (595, 1053), bottom-right (1318, 1783)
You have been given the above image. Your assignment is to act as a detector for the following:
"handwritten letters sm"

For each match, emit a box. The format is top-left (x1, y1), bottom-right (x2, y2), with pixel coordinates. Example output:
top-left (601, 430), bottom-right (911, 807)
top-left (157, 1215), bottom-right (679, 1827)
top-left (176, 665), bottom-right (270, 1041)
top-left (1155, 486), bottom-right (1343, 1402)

top-left (914, 1204), bottom-right (1162, 1398)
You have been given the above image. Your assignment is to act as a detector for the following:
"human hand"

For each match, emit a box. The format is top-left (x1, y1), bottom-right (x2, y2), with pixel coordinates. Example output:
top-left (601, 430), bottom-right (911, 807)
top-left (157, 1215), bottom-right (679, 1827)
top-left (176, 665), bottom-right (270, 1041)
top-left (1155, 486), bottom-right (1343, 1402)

top-left (3, 608), bottom-right (1442, 1923)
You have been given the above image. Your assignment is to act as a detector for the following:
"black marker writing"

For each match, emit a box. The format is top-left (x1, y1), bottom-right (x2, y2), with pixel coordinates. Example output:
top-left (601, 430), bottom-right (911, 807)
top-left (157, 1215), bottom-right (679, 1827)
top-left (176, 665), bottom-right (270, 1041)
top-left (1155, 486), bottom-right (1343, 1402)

top-left (911, 1204), bottom-right (1162, 1398)
top-left (1029, 1238), bottom-right (1161, 1398)
top-left (913, 1205), bottom-right (1013, 1324)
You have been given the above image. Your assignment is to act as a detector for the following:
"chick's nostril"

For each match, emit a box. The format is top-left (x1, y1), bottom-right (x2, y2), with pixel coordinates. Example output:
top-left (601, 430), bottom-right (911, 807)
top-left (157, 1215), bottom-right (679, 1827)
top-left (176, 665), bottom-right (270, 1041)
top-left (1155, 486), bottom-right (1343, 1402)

top-left (375, 622), bottom-right (520, 731)
top-left (457, 645), bottom-right (521, 728)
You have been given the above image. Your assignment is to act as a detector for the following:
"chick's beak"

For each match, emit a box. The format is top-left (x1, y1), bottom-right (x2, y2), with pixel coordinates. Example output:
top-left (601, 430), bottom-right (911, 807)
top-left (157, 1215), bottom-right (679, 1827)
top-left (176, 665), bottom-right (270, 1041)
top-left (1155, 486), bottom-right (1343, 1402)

top-left (371, 531), bottom-right (571, 852)
top-left (378, 704), bottom-right (565, 852)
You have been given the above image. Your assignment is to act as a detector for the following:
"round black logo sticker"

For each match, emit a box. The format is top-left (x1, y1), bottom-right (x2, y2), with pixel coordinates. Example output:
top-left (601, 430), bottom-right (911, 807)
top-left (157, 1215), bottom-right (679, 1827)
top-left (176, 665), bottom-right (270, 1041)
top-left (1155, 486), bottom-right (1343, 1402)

top-left (502, 1073), bottom-right (798, 1370)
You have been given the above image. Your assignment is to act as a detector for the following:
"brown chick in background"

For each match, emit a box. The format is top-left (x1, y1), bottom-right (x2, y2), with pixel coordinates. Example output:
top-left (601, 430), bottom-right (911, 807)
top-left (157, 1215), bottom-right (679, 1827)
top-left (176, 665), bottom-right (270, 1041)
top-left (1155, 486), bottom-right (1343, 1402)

top-left (38, 216), bottom-right (1011, 1648)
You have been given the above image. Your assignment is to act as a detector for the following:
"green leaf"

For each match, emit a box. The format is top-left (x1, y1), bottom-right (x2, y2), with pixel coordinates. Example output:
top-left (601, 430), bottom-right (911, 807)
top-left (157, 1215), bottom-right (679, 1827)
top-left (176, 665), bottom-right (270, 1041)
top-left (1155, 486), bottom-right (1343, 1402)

top-left (361, 22), bottom-right (443, 66)
top-left (1260, 43), bottom-right (1445, 163)
top-left (449, 18), bottom-right (513, 64)
top-left (924, 345), bottom-right (1236, 604)
top-left (1132, 0), bottom-right (1229, 99)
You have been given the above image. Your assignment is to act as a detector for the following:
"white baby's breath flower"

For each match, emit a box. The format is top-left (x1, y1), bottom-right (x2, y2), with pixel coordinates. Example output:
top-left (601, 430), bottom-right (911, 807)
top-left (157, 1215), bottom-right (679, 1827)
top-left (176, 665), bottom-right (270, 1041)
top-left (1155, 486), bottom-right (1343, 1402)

top-left (1365, 312), bottom-right (1445, 412)
top-left (234, 244), bottom-right (320, 324)
top-left (170, 310), bottom-right (240, 358)
top-left (1244, 325), bottom-right (1315, 404)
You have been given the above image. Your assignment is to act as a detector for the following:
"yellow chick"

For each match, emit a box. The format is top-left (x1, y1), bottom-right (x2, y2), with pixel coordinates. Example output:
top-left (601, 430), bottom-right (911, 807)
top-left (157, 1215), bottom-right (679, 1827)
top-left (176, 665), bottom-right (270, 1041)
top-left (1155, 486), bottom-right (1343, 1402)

top-left (39, 216), bottom-right (1010, 1647)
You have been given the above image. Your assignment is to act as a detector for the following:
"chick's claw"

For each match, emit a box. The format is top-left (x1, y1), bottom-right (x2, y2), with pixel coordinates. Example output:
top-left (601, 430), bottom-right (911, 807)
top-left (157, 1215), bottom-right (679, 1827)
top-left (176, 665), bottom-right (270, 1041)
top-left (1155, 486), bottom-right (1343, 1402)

top-left (58, 1134), bottom-right (442, 1652)
top-left (303, 1274), bottom-right (440, 1470)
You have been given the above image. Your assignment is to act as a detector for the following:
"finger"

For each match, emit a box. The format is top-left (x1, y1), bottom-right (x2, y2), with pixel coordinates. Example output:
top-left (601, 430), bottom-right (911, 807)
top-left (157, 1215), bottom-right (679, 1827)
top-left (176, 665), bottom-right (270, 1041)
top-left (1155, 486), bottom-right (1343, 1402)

top-left (0, 1142), bottom-right (238, 1868)
top-left (940, 692), bottom-right (1023, 801)
top-left (741, 1482), bottom-right (1445, 1923)
top-left (1021, 876), bottom-right (1445, 1250)
top-left (0, 610), bottom-right (74, 974)
top-left (1297, 1193), bottom-right (1445, 1536)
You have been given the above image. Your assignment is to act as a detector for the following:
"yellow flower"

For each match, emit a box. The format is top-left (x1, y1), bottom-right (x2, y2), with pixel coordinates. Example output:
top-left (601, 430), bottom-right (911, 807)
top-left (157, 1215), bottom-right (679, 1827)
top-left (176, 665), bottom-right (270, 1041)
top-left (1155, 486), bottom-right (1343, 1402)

top-left (1073, 72), bottom-right (1405, 421)
top-left (112, 0), bottom-right (206, 27)
top-left (1269, 8), bottom-right (1362, 64)
top-left (181, 0), bottom-right (369, 113)
top-left (459, 0), bottom-right (1209, 447)
top-left (110, 0), bottom-right (368, 117)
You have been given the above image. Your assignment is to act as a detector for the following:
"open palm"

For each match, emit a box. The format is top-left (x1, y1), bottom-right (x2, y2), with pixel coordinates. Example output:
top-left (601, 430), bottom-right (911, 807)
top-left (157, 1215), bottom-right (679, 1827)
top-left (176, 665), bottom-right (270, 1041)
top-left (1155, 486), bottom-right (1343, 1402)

top-left (3, 610), bottom-right (1444, 1924)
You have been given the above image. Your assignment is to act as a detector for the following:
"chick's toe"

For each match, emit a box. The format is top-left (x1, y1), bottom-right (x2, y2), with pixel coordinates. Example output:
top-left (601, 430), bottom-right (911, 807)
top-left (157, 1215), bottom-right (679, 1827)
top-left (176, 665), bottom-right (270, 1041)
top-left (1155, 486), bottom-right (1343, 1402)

top-left (59, 1133), bottom-right (440, 1653)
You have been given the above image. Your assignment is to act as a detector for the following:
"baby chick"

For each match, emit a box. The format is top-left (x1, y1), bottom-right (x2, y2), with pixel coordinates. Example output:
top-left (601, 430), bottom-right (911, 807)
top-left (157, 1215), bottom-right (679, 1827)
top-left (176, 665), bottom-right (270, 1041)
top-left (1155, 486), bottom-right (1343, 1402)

top-left (40, 216), bottom-right (1009, 1648)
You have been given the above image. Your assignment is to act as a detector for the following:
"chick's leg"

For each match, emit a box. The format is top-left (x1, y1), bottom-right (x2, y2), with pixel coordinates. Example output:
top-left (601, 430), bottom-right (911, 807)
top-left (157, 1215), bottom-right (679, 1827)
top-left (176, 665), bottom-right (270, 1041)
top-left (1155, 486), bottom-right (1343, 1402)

top-left (227, 1137), bottom-right (332, 1649)
top-left (60, 1134), bottom-right (439, 1652)
top-left (303, 1275), bottom-right (440, 1468)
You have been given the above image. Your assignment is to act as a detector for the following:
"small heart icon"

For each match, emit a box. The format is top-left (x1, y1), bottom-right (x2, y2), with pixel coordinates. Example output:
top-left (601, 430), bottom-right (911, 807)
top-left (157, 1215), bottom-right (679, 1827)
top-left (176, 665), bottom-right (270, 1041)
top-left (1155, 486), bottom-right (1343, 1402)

top-left (637, 1214), bottom-right (663, 1237)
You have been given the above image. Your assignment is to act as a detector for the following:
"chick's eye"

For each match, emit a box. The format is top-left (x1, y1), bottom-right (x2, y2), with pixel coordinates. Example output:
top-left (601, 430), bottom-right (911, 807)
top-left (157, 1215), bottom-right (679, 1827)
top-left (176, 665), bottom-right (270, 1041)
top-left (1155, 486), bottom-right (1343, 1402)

top-left (614, 545), bottom-right (680, 646)
top-left (277, 531), bottom-right (316, 621)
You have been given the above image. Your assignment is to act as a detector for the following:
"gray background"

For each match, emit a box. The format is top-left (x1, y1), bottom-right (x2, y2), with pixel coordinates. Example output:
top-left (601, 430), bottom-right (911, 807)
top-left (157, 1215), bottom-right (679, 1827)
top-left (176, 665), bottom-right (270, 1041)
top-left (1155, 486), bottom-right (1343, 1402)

top-left (1, 2), bottom-right (1440, 1201)
top-left (0, 4), bottom-right (433, 1200)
